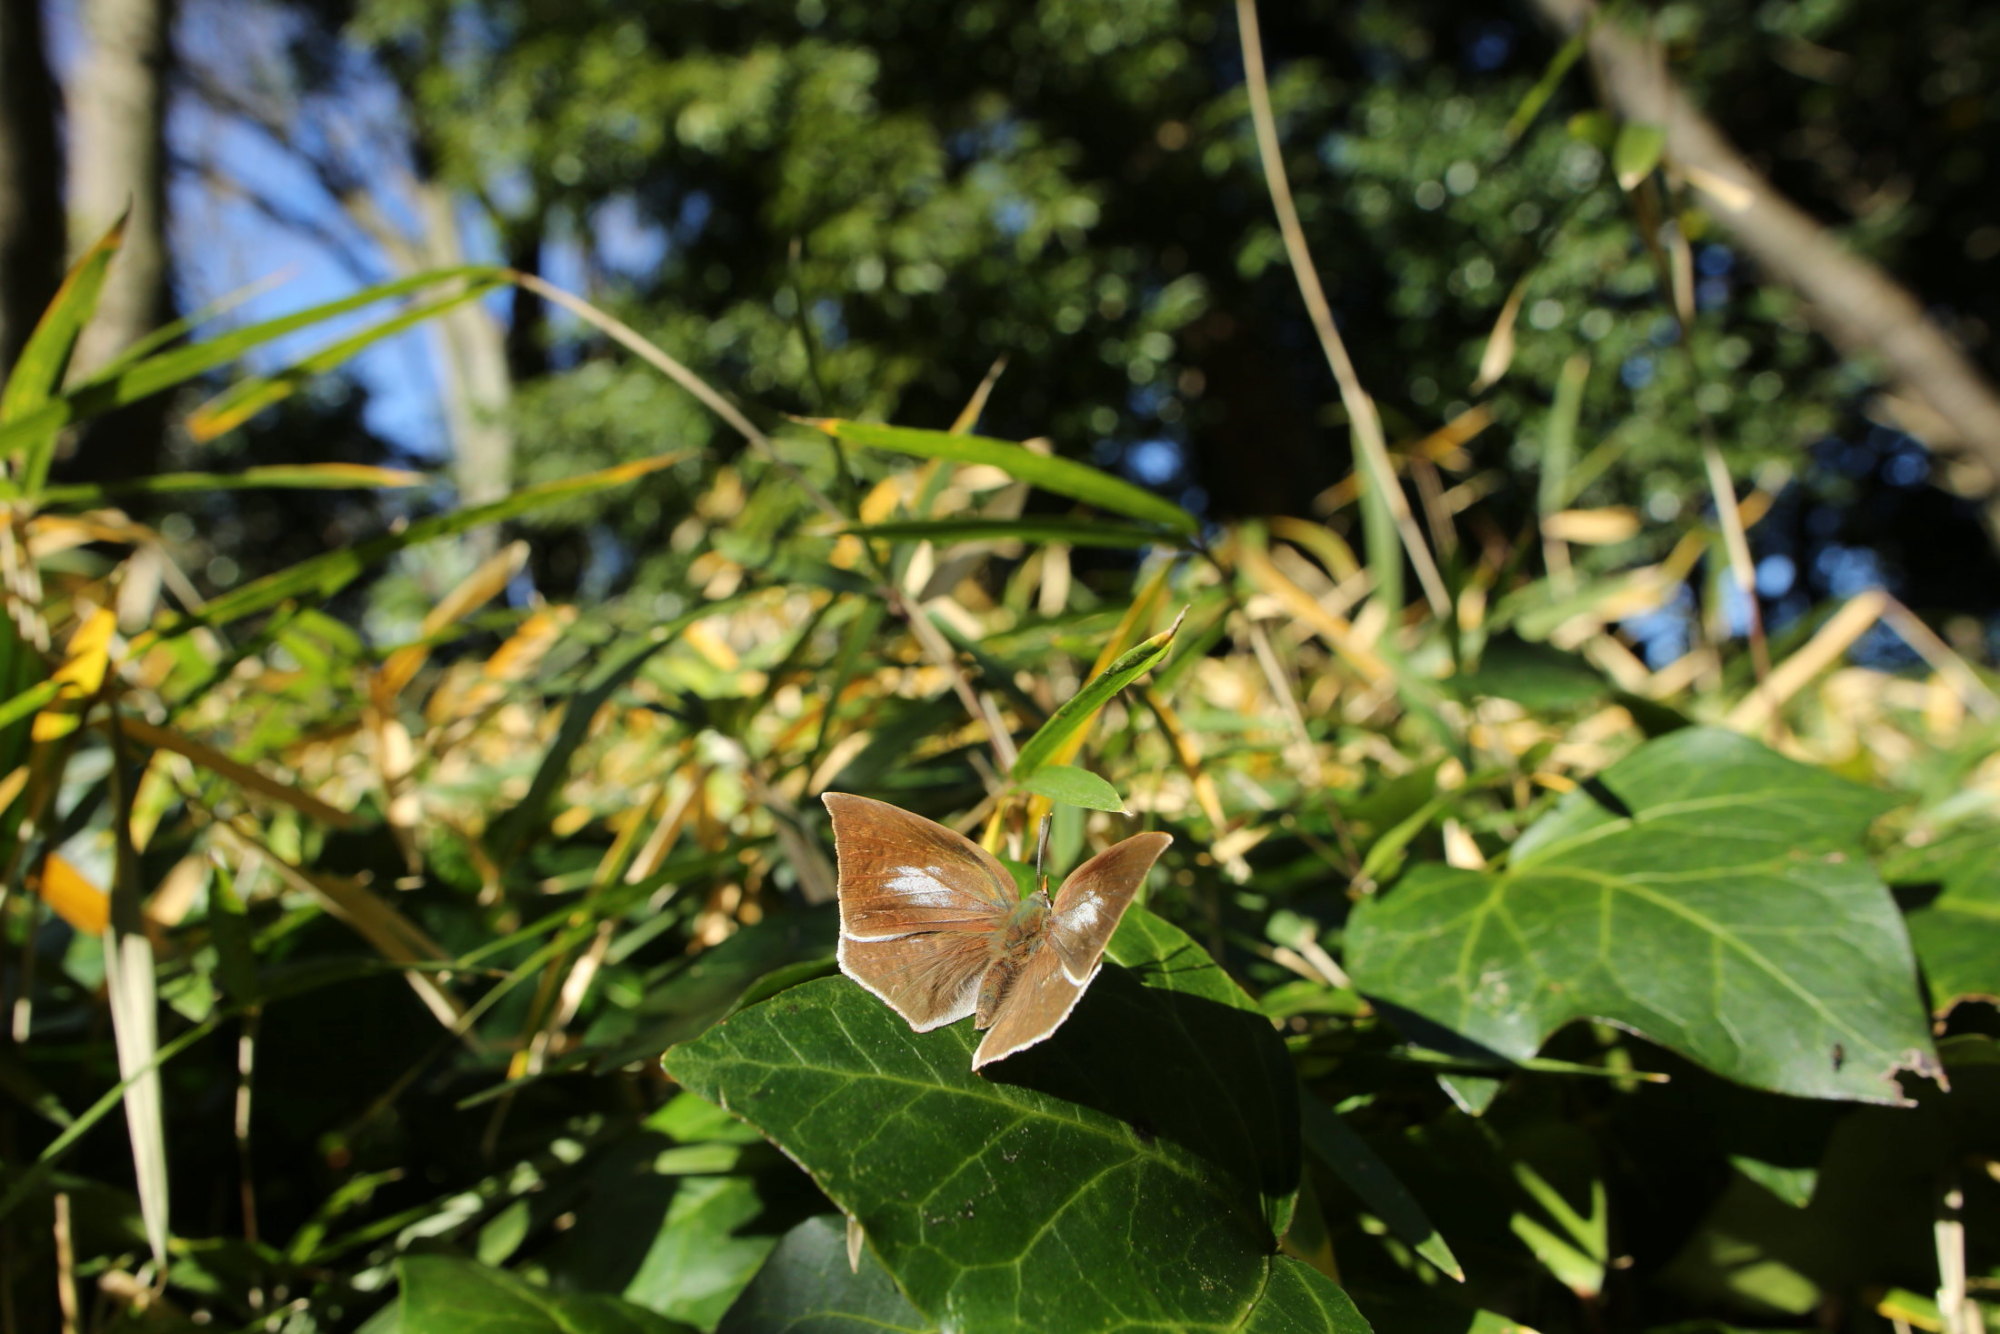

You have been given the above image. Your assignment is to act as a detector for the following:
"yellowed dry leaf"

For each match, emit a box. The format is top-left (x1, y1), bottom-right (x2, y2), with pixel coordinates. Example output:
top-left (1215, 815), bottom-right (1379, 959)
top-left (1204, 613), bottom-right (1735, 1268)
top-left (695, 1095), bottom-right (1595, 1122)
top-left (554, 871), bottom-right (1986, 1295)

top-left (377, 540), bottom-right (529, 699)
top-left (1541, 508), bottom-right (1642, 545)
top-left (33, 607), bottom-right (117, 743)
top-left (38, 854), bottom-right (110, 935)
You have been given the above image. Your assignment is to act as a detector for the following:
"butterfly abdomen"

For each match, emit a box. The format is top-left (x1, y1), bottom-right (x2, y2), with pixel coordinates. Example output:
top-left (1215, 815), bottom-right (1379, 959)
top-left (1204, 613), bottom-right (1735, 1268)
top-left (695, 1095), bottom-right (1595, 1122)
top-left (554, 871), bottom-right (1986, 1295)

top-left (974, 893), bottom-right (1052, 1029)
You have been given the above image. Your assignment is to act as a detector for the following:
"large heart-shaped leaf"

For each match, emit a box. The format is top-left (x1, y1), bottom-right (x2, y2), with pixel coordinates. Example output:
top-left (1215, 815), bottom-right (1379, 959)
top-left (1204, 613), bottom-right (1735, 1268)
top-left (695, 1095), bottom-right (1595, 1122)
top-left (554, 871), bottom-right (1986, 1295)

top-left (1885, 824), bottom-right (2000, 1011)
top-left (665, 908), bottom-right (1371, 1332)
top-left (1347, 729), bottom-right (1938, 1106)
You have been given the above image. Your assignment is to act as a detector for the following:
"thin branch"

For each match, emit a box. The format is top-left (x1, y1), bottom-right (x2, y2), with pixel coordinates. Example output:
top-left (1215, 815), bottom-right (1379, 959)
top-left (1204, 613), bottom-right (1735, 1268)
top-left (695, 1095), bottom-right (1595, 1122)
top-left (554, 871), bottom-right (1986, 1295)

top-left (1235, 0), bottom-right (1452, 617)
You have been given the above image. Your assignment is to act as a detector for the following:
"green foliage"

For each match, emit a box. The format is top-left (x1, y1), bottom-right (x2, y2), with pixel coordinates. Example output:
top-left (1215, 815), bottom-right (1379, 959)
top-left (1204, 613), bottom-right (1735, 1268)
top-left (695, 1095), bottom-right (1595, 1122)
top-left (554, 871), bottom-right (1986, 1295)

top-left (667, 909), bottom-right (1352, 1331)
top-left (7, 5), bottom-right (2000, 1331)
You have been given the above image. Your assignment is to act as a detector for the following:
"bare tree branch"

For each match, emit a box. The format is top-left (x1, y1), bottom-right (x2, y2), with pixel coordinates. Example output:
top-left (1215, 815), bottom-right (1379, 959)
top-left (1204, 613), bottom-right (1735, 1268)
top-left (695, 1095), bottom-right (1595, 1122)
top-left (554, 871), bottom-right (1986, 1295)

top-left (1531, 0), bottom-right (2000, 512)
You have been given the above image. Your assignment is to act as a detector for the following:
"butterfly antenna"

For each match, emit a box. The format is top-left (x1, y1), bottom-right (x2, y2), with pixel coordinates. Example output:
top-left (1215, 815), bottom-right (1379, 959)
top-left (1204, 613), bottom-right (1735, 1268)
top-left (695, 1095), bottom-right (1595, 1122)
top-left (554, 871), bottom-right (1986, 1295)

top-left (1035, 813), bottom-right (1053, 885)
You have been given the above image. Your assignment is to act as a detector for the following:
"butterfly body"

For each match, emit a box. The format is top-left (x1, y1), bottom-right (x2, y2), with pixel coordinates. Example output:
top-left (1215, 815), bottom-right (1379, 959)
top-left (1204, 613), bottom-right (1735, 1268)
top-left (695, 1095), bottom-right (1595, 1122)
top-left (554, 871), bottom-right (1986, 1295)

top-left (975, 890), bottom-right (1052, 1028)
top-left (823, 792), bottom-right (1170, 1070)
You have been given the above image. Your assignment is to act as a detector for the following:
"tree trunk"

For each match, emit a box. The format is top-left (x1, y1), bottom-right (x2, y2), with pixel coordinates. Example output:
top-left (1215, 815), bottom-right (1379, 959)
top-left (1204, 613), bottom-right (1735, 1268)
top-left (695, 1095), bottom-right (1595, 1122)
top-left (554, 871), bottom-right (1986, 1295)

top-left (0, 0), bottom-right (64, 378)
top-left (66, 0), bottom-right (174, 482)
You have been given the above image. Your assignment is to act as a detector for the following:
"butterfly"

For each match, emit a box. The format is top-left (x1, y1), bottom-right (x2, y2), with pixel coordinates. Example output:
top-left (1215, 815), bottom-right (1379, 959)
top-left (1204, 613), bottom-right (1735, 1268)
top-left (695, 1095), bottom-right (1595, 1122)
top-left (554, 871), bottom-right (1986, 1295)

top-left (823, 792), bottom-right (1171, 1071)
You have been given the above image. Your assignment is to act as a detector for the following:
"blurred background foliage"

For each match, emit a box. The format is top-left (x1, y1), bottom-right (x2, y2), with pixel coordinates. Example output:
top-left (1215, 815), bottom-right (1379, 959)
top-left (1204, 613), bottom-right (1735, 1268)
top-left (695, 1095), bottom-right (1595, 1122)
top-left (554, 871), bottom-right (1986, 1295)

top-left (1, 0), bottom-right (1999, 1330)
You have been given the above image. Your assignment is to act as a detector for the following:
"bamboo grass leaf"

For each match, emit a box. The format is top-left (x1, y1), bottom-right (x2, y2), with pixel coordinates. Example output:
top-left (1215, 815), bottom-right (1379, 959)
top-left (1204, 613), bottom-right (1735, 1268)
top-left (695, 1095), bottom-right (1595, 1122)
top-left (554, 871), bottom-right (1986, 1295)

top-left (804, 418), bottom-right (1199, 536)
top-left (1011, 611), bottom-right (1183, 780)
top-left (188, 274), bottom-right (506, 442)
top-left (843, 517), bottom-right (1177, 549)
top-left (0, 266), bottom-right (503, 468)
top-left (144, 452), bottom-right (687, 640)
top-left (115, 715), bottom-right (358, 828)
top-left (0, 214), bottom-right (127, 493)
top-left (37, 463), bottom-right (429, 509)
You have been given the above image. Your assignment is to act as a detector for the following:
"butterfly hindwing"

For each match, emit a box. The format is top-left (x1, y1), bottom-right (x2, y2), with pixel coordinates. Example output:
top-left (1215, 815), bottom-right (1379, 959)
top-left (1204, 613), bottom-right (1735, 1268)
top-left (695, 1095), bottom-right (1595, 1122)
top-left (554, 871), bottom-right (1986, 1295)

top-left (1045, 831), bottom-right (1172, 985)
top-left (973, 831), bottom-right (1172, 1069)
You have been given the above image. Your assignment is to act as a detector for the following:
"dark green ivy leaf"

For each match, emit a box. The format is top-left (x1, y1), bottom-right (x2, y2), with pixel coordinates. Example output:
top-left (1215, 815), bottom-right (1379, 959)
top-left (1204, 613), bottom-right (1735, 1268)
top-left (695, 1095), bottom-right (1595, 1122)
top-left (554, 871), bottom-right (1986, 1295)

top-left (1348, 729), bottom-right (1939, 1108)
top-left (666, 908), bottom-right (1370, 1332)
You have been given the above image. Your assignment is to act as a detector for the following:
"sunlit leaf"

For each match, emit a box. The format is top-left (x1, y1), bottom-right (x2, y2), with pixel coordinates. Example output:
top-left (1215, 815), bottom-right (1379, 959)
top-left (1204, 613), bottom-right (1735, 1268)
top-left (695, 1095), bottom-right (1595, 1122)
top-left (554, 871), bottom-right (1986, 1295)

top-left (1011, 611), bottom-right (1182, 779)
top-left (844, 517), bottom-right (1177, 549)
top-left (804, 418), bottom-right (1199, 536)
top-left (189, 274), bottom-right (504, 441)
top-left (1348, 729), bottom-right (1938, 1107)
top-left (116, 714), bottom-right (358, 827)
top-left (1017, 763), bottom-right (1126, 812)
top-left (667, 908), bottom-right (1369, 1332)
top-left (37, 463), bottom-right (430, 508)
top-left (147, 451), bottom-right (688, 639)
top-left (0, 266), bottom-right (502, 469)
top-left (0, 213), bottom-right (126, 493)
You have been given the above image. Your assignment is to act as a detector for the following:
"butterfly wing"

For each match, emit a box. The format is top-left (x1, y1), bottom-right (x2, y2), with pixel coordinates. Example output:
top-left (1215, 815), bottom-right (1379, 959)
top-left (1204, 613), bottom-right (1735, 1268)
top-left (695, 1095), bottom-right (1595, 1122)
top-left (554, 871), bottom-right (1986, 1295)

top-left (1045, 831), bottom-right (1171, 985)
top-left (971, 830), bottom-right (1171, 1070)
top-left (824, 792), bottom-right (1018, 1032)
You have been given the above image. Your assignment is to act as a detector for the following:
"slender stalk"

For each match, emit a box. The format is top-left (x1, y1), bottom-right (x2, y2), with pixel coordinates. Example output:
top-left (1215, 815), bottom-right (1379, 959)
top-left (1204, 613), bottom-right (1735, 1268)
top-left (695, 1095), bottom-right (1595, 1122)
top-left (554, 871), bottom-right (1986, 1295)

top-left (1234, 0), bottom-right (1451, 618)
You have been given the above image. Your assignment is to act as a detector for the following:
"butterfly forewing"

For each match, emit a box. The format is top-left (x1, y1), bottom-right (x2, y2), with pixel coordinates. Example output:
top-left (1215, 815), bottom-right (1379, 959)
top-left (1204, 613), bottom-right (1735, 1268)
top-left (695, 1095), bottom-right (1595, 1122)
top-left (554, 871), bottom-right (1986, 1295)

top-left (1046, 831), bottom-right (1172, 984)
top-left (824, 793), bottom-right (1018, 1031)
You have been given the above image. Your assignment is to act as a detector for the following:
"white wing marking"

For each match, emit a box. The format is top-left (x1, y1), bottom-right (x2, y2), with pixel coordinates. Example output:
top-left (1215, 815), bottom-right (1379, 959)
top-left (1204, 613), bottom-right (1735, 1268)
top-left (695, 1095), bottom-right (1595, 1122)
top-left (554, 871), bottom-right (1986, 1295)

top-left (886, 865), bottom-right (961, 906)
top-left (1057, 894), bottom-right (1101, 935)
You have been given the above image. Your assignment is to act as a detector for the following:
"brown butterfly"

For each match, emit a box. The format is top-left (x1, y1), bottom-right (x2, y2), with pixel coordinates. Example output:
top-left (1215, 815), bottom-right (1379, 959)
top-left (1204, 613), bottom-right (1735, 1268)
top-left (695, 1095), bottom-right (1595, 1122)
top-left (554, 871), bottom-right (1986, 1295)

top-left (823, 792), bottom-right (1171, 1070)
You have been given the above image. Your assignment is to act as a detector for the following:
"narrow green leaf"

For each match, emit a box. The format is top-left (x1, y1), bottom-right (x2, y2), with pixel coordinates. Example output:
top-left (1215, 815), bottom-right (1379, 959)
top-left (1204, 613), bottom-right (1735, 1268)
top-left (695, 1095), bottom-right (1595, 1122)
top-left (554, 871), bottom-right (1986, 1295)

top-left (1511, 1160), bottom-right (1606, 1261)
top-left (1502, 12), bottom-right (1599, 143)
top-left (0, 1017), bottom-right (218, 1226)
top-left (1613, 121), bottom-right (1668, 190)
top-left (0, 213), bottom-right (125, 425)
top-left (1540, 354), bottom-right (1589, 518)
top-left (1299, 1095), bottom-right (1463, 1281)
top-left (0, 214), bottom-right (128, 494)
top-left (1011, 611), bottom-right (1183, 779)
top-left (164, 452), bottom-right (686, 636)
top-left (38, 463), bottom-right (431, 508)
top-left (805, 417), bottom-right (1199, 536)
top-left (0, 266), bottom-right (502, 466)
top-left (189, 276), bottom-right (504, 441)
top-left (0, 1045), bottom-right (73, 1129)
top-left (1356, 461), bottom-right (1403, 613)
top-left (1018, 763), bottom-right (1127, 812)
top-left (844, 516), bottom-right (1178, 549)
top-left (1357, 792), bottom-right (1452, 887)
top-left (0, 679), bottom-right (64, 734)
